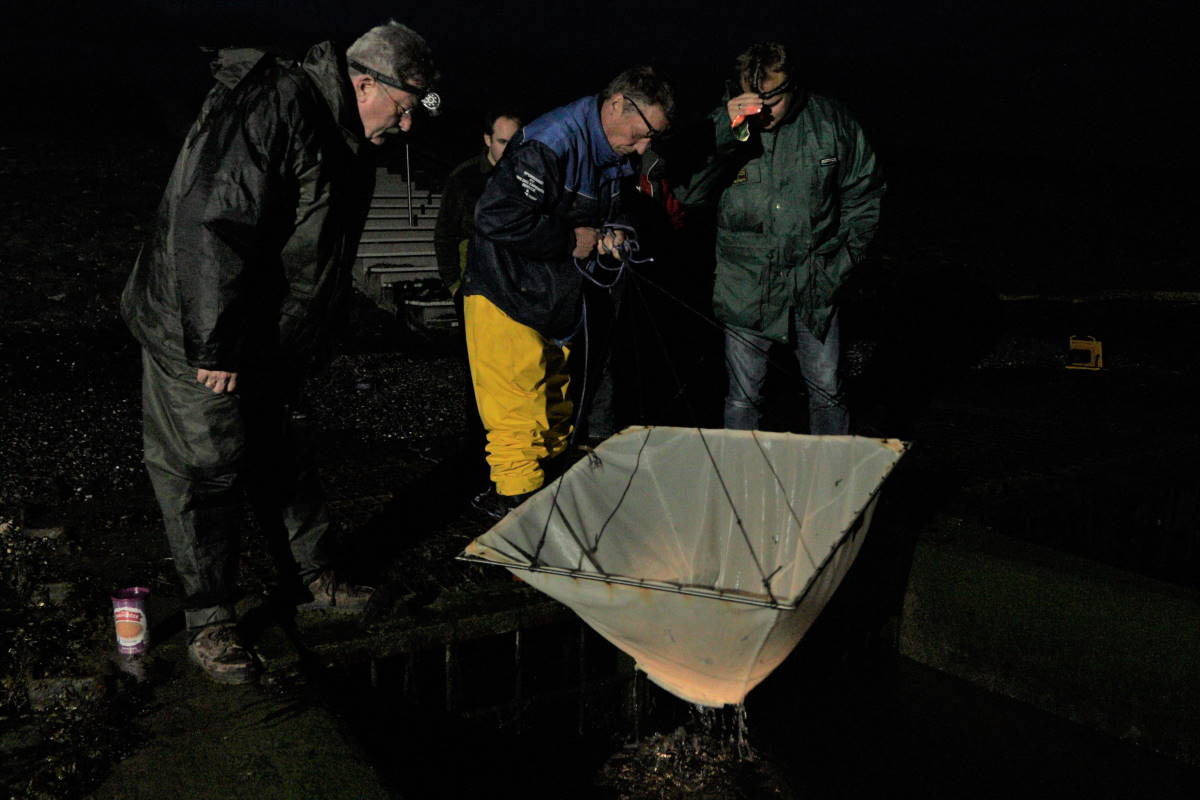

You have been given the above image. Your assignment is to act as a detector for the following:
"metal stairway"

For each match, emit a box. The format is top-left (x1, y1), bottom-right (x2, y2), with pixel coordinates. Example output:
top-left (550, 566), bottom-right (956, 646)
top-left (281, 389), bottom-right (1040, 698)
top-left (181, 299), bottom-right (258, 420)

top-left (354, 166), bottom-right (456, 330)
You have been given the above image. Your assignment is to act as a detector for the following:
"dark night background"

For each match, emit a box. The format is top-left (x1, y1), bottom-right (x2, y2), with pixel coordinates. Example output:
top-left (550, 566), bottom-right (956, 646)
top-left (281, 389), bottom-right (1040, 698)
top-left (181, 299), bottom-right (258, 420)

top-left (7, 0), bottom-right (1195, 295)
top-left (9, 0), bottom-right (1195, 160)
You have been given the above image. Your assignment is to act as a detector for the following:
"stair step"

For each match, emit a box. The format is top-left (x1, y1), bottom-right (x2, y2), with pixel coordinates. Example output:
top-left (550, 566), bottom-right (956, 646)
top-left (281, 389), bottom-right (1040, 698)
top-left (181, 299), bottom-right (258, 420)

top-left (372, 195), bottom-right (442, 206)
top-left (364, 263), bottom-right (440, 282)
top-left (367, 210), bottom-right (439, 219)
top-left (372, 197), bottom-right (441, 207)
top-left (366, 263), bottom-right (438, 274)
top-left (357, 242), bottom-right (436, 258)
top-left (359, 230), bottom-right (435, 243)
top-left (363, 218), bottom-right (436, 231)
top-left (358, 254), bottom-right (437, 270)
top-left (374, 176), bottom-right (439, 194)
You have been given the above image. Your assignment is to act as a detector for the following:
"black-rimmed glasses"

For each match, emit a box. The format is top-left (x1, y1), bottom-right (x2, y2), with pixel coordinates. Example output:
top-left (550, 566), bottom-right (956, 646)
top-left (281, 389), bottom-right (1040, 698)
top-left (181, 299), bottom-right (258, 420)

top-left (625, 95), bottom-right (661, 140)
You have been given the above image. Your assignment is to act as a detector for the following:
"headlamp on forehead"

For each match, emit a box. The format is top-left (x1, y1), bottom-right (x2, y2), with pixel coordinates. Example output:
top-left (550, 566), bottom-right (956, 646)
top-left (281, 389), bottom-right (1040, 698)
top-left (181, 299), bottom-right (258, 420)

top-left (349, 59), bottom-right (442, 116)
top-left (755, 76), bottom-right (793, 100)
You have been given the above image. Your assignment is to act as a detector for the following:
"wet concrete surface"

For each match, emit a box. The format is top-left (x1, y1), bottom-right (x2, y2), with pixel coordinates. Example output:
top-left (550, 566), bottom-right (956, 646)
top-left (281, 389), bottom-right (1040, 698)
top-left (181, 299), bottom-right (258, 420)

top-left (87, 654), bottom-right (392, 800)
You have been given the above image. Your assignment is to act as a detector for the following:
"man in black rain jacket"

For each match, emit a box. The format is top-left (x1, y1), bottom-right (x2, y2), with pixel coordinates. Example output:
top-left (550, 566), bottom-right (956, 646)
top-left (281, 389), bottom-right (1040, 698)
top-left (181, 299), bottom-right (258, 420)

top-left (121, 20), bottom-right (438, 684)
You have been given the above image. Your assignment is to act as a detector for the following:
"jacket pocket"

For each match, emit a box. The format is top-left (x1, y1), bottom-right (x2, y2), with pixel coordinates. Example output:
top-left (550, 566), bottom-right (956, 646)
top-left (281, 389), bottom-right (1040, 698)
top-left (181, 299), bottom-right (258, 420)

top-left (718, 162), bottom-right (765, 233)
top-left (809, 154), bottom-right (840, 223)
top-left (714, 237), bottom-right (769, 328)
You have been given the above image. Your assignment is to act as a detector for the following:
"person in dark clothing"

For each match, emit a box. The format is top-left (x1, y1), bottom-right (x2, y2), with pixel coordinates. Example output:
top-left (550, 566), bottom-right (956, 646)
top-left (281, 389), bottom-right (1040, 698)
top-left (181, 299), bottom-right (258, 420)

top-left (435, 111), bottom-right (522, 296)
top-left (120, 20), bottom-right (439, 684)
top-left (462, 66), bottom-right (674, 519)
top-left (434, 111), bottom-right (522, 489)
top-left (676, 42), bottom-right (884, 434)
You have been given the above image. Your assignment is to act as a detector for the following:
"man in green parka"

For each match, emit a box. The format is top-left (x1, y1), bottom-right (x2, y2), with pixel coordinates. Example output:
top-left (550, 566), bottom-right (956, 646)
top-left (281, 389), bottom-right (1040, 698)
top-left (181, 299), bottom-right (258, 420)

top-left (678, 42), bottom-right (884, 433)
top-left (120, 21), bottom-right (438, 684)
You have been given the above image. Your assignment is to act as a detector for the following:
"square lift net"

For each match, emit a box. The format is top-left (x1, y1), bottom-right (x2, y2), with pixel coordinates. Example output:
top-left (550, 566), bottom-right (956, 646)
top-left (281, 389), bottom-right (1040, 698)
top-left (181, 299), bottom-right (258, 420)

top-left (460, 427), bottom-right (908, 707)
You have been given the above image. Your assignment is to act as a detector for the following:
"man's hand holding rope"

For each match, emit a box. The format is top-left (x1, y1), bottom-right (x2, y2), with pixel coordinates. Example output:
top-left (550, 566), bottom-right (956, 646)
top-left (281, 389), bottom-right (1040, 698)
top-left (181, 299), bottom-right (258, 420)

top-left (574, 226), bottom-right (628, 260)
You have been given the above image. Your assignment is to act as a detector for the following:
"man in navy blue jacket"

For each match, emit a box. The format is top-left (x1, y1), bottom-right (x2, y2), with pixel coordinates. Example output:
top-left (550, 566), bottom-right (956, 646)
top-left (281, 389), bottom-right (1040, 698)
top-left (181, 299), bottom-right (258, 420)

top-left (462, 66), bottom-right (674, 518)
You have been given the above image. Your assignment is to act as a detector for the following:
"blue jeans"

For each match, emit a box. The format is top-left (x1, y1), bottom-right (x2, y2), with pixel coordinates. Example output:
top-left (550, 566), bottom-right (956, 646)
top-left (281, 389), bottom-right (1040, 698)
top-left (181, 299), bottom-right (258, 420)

top-left (723, 311), bottom-right (848, 434)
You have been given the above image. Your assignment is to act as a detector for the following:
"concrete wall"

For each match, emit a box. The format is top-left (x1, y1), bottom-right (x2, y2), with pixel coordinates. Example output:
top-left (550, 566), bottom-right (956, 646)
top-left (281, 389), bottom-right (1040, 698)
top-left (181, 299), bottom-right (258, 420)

top-left (900, 515), bottom-right (1200, 765)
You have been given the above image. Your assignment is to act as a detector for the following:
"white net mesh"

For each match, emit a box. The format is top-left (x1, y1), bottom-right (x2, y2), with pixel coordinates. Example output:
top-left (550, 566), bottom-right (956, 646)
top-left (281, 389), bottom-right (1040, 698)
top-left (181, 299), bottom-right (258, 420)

top-left (461, 427), bottom-right (907, 706)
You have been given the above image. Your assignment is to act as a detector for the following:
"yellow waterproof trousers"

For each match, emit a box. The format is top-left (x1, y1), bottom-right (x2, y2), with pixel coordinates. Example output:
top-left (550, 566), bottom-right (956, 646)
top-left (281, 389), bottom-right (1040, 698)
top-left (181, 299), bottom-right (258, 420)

top-left (463, 294), bottom-right (573, 496)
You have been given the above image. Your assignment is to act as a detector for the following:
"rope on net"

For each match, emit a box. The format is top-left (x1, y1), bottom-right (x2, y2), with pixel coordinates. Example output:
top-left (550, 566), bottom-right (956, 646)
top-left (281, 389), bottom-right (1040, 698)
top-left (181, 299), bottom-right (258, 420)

top-left (524, 227), bottom-right (842, 603)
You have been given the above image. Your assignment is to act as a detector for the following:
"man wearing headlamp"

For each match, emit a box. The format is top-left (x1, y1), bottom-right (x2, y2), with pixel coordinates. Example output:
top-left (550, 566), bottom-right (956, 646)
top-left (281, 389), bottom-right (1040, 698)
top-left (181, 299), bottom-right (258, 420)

top-left (121, 20), bottom-right (438, 685)
top-left (679, 42), bottom-right (885, 435)
top-left (347, 58), bottom-right (442, 143)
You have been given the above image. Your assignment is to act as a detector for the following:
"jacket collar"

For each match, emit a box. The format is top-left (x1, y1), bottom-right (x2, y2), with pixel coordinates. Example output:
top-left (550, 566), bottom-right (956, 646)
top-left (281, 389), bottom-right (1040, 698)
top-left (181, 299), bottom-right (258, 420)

top-left (587, 95), bottom-right (626, 169)
top-left (521, 95), bottom-right (634, 180)
top-left (302, 41), bottom-right (366, 154)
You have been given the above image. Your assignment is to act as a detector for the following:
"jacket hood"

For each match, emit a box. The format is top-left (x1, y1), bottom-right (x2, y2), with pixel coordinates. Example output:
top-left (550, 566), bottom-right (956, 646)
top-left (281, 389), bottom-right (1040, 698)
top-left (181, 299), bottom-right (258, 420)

top-left (302, 41), bottom-right (363, 151)
top-left (209, 47), bottom-right (272, 89)
top-left (209, 42), bottom-right (363, 152)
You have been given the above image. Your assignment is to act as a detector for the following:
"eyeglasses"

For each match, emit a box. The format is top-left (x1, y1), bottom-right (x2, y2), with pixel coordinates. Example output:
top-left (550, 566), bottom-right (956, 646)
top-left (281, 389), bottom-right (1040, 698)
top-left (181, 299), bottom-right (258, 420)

top-left (349, 58), bottom-right (442, 116)
top-left (378, 82), bottom-right (415, 120)
top-left (624, 95), bottom-right (662, 140)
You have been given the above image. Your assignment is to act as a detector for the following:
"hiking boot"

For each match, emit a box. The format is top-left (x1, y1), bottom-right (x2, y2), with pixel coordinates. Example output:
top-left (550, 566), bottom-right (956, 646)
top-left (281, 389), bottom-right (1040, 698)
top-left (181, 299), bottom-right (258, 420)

top-left (299, 570), bottom-right (374, 612)
top-left (188, 623), bottom-right (259, 685)
top-left (471, 487), bottom-right (534, 521)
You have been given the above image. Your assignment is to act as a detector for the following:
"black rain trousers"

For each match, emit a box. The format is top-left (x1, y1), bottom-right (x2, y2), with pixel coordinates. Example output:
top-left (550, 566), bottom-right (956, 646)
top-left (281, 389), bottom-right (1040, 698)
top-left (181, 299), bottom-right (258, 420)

top-left (140, 348), bottom-right (330, 630)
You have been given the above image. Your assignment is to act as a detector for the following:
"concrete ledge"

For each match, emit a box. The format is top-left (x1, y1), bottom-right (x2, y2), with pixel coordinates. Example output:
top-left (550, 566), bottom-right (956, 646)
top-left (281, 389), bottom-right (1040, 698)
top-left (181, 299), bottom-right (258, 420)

top-left (900, 515), bottom-right (1200, 765)
top-left (252, 586), bottom-right (571, 676)
top-left (999, 290), bottom-right (1200, 303)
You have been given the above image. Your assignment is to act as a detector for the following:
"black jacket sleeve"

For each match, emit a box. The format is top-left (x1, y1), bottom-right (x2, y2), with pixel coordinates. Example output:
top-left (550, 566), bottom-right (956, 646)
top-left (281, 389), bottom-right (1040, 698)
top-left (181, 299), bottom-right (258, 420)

top-left (434, 164), bottom-right (470, 289)
top-left (171, 79), bottom-right (294, 370)
top-left (474, 140), bottom-right (572, 261)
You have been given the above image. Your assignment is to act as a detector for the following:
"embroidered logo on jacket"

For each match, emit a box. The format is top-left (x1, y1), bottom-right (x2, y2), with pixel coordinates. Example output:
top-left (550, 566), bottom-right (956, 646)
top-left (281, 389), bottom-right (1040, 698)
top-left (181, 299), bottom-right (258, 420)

top-left (517, 170), bottom-right (545, 201)
top-left (733, 167), bottom-right (749, 185)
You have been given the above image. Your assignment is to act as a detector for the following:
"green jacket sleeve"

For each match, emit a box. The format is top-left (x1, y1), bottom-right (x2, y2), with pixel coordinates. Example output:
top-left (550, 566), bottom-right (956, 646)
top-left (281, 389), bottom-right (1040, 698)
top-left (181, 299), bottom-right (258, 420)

top-left (836, 109), bottom-right (885, 266)
top-left (671, 107), bottom-right (752, 209)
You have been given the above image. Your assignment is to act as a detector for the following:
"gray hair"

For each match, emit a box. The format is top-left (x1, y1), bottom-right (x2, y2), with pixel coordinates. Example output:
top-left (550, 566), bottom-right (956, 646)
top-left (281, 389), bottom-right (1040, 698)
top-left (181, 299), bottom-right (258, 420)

top-left (604, 65), bottom-right (675, 120)
top-left (347, 19), bottom-right (438, 86)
